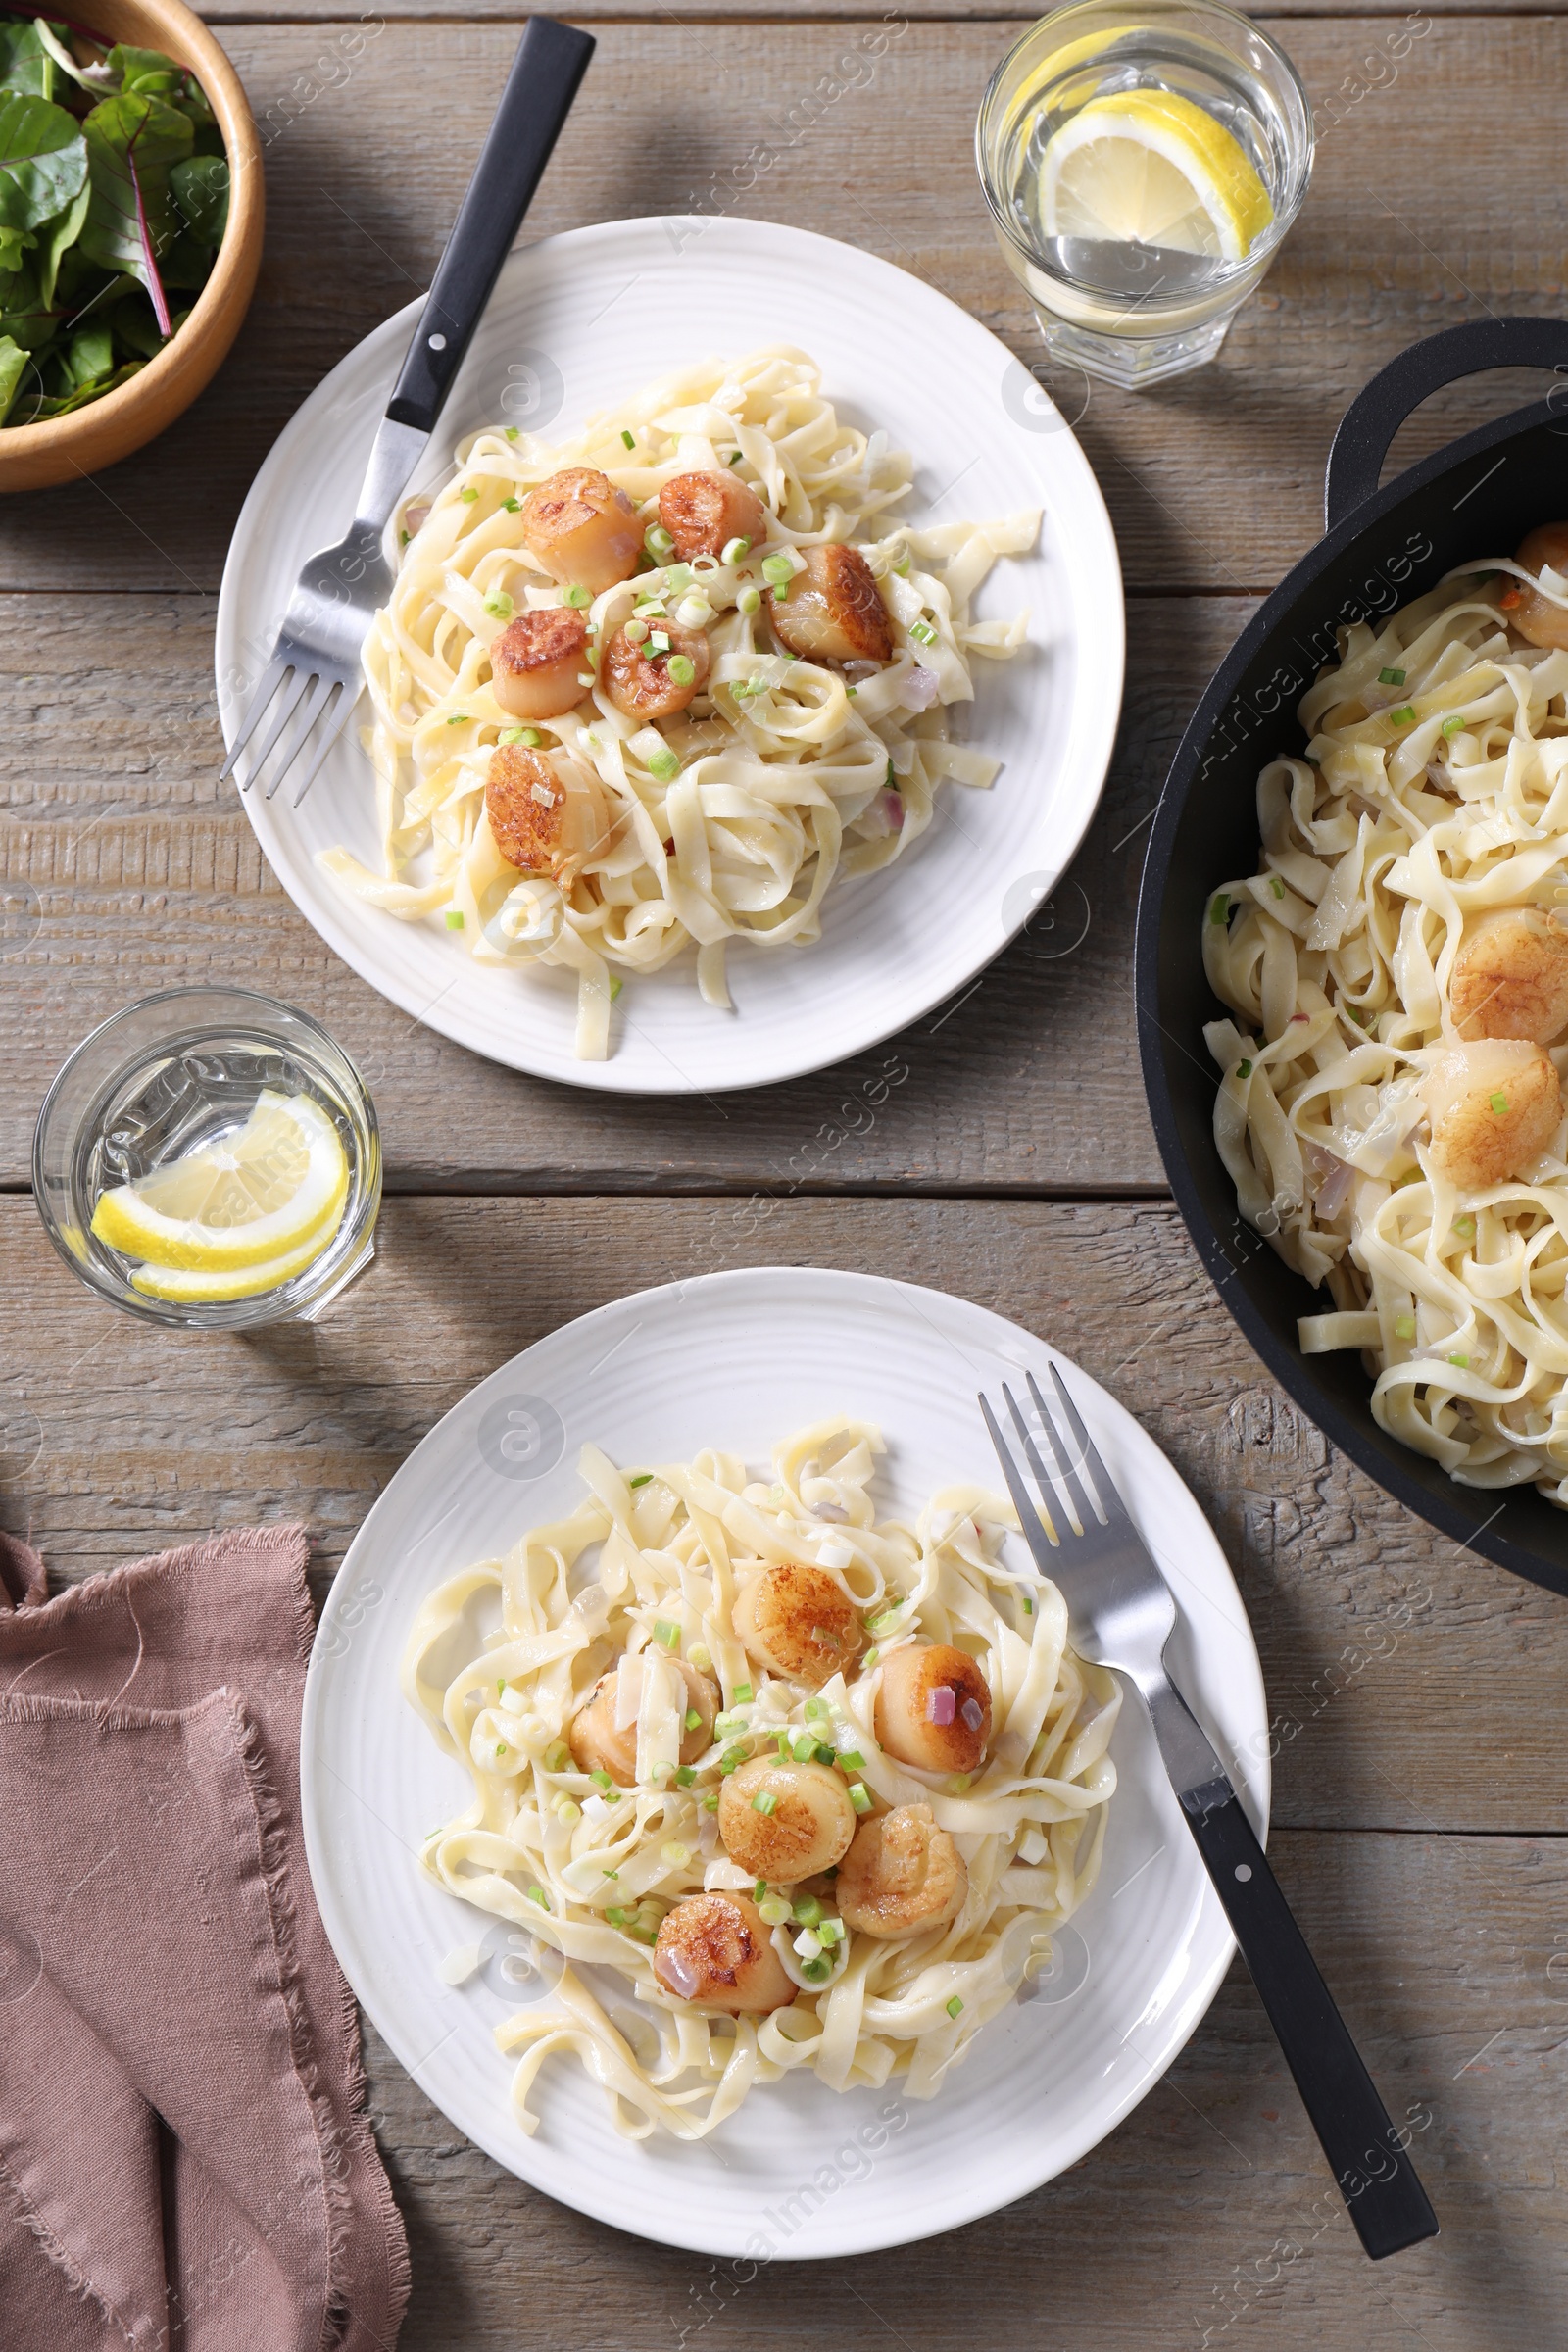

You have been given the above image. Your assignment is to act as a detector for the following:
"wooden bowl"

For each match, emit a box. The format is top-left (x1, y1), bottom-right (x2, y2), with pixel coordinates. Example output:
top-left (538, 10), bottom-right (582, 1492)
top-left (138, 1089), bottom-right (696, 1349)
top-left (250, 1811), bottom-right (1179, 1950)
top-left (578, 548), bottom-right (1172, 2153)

top-left (0, 0), bottom-right (263, 492)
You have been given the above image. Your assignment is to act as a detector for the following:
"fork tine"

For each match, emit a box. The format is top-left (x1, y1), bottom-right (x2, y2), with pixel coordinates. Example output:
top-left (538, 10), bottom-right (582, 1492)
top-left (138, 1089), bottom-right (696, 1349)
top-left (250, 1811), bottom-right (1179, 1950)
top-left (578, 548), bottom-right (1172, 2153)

top-left (231, 665), bottom-right (312, 793)
top-left (979, 1392), bottom-right (1058, 1553)
top-left (286, 679), bottom-right (358, 807)
top-left (1005, 1379), bottom-right (1094, 1536)
top-left (261, 670), bottom-right (339, 804)
top-left (218, 656), bottom-right (290, 784)
top-left (1035, 1366), bottom-right (1132, 1531)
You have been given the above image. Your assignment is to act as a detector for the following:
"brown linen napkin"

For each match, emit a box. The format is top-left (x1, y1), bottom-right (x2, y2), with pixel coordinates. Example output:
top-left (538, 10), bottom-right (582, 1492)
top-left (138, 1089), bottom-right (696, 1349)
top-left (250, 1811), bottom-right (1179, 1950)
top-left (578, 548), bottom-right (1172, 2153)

top-left (0, 1526), bottom-right (410, 2352)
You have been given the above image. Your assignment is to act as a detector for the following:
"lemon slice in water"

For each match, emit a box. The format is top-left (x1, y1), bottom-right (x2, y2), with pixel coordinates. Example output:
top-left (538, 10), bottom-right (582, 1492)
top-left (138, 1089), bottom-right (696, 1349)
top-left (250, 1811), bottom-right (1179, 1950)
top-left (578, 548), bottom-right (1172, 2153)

top-left (1040, 90), bottom-right (1274, 264)
top-left (92, 1090), bottom-right (348, 1275)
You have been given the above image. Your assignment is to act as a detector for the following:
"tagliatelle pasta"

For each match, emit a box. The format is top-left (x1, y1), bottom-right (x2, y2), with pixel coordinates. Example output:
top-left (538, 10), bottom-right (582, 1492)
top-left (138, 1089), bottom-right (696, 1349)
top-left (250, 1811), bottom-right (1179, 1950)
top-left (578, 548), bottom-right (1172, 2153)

top-left (319, 349), bottom-right (1038, 1059)
top-left (1203, 547), bottom-right (1568, 1502)
top-left (401, 1418), bottom-right (1119, 2139)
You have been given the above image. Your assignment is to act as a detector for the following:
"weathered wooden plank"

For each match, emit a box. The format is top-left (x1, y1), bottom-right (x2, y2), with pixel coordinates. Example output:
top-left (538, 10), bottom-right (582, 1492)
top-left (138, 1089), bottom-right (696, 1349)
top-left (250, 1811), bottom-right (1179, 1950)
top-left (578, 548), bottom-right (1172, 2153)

top-left (1, 18), bottom-right (1561, 596)
top-left (364, 1830), bottom-right (1568, 2347)
top-left (0, 590), bottom-right (1239, 1193)
top-left (7, 1191), bottom-right (1568, 1834)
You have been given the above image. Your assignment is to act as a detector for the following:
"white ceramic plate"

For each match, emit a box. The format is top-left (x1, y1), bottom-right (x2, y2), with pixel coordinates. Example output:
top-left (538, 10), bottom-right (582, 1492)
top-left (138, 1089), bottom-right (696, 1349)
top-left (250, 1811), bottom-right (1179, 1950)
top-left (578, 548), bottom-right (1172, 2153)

top-left (301, 1266), bottom-right (1266, 2258)
top-left (217, 216), bottom-right (1123, 1094)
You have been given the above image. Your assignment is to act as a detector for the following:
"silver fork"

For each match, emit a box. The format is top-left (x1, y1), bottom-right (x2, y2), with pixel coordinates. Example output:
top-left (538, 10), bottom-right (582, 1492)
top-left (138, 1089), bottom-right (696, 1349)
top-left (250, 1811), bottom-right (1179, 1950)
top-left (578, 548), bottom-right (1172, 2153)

top-left (220, 16), bottom-right (594, 807)
top-left (981, 1365), bottom-right (1439, 2263)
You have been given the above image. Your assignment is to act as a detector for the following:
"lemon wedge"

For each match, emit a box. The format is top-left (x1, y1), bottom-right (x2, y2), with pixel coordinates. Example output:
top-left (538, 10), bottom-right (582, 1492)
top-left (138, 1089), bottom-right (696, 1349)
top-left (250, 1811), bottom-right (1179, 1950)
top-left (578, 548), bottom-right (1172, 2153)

top-left (1040, 90), bottom-right (1274, 264)
top-left (129, 1229), bottom-right (343, 1304)
top-left (92, 1090), bottom-right (348, 1274)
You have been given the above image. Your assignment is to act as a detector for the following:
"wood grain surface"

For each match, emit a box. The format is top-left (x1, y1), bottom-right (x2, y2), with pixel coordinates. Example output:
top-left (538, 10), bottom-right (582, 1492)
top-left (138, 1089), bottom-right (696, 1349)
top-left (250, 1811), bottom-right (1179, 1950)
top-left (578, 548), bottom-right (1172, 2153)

top-left (4, 3), bottom-right (1566, 2341)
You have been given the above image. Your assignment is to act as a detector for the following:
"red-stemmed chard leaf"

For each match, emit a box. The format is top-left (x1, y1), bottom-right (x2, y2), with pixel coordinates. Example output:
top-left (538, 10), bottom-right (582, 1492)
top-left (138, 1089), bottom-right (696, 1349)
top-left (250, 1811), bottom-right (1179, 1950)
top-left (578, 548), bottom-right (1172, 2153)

top-left (78, 91), bottom-right (190, 337)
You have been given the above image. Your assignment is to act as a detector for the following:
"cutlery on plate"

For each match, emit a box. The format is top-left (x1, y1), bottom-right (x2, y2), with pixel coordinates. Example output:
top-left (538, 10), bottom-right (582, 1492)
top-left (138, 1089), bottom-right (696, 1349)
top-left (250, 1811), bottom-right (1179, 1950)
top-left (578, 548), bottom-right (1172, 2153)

top-left (981, 1366), bottom-right (1439, 2262)
top-left (220, 14), bottom-right (595, 807)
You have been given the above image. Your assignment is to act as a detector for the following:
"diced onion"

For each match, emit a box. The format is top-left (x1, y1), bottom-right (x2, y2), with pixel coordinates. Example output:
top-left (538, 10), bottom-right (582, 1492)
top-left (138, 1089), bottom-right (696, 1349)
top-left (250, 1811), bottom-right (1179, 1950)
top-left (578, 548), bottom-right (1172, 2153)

top-left (927, 1686), bottom-right (956, 1727)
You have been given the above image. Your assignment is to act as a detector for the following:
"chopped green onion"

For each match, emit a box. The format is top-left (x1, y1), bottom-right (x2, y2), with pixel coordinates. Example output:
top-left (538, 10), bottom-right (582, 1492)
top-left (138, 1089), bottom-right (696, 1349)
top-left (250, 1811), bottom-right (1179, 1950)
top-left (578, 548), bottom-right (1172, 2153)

top-left (761, 553), bottom-right (795, 588)
top-left (1237, 1059), bottom-right (1252, 1080)
top-left (908, 618), bottom-right (938, 647)
top-left (445, 909), bottom-right (465, 930)
top-left (752, 1790), bottom-right (779, 1816)
top-left (1269, 876), bottom-right (1285, 899)
top-left (555, 1796), bottom-right (581, 1825)
top-left (719, 1744), bottom-right (749, 1775)
top-left (733, 1683), bottom-right (753, 1704)
top-left (804, 1696), bottom-right (828, 1720)
top-left (666, 654), bottom-right (696, 687)
top-left (503, 496), bottom-right (521, 513)
top-left (758, 1892), bottom-right (792, 1926)
top-left (544, 1740), bottom-right (570, 1772)
top-left (628, 1472), bottom-right (653, 1489)
top-left (564, 583), bottom-right (590, 609)
top-left (799, 1957), bottom-right (830, 1983)
top-left (504, 426), bottom-right (519, 441)
top-left (893, 553), bottom-right (911, 577)
top-left (848, 1782), bottom-right (873, 1815)
top-left (727, 448), bottom-right (744, 465)
top-left (620, 427), bottom-right (635, 449)
top-left (399, 529), bottom-right (410, 548)
top-left (946, 1772), bottom-right (972, 1795)
top-left (684, 1707), bottom-right (702, 1731)
top-left (837, 1748), bottom-right (866, 1770)
top-left (484, 590), bottom-right (514, 620)
top-left (817, 1917), bottom-right (845, 1946)
top-left (861, 1647), bottom-right (879, 1671)
top-left (602, 1869), bottom-right (619, 1881)
top-left (631, 1925), bottom-right (658, 1946)
top-left (495, 1740), bottom-right (508, 1758)
top-left (700, 1791), bottom-right (719, 1812)
top-left (791, 1731), bottom-right (817, 1763)
top-left (527, 1885), bottom-right (550, 1910)
top-left (1210, 893), bottom-right (1230, 926)
top-left (647, 745), bottom-right (680, 784)
top-left (1379, 667), bottom-right (1406, 686)
top-left (591, 1769), bottom-right (616, 1793)
top-left (646, 524), bottom-right (675, 560)
top-left (1491, 1093), bottom-right (1509, 1114)
top-left (814, 1742), bottom-right (837, 1766)
top-left (498, 1678), bottom-right (507, 1695)
top-left (793, 1894), bottom-right (823, 1927)
top-left (675, 1764), bottom-right (697, 1787)
top-left (737, 585), bottom-right (761, 615)
top-left (1443, 715), bottom-right (1465, 738)
top-left (1453, 1215), bottom-right (1476, 1241)
top-left (662, 1840), bottom-right (691, 1869)
top-left (721, 535), bottom-right (752, 564)
top-left (1389, 705), bottom-right (1416, 727)
top-left (1448, 1352), bottom-right (1470, 1369)
top-left (867, 1609), bottom-right (901, 1635)
top-left (460, 487), bottom-right (480, 504)
top-left (773, 1728), bottom-right (794, 1755)
top-left (1022, 1595), bottom-right (1034, 1616)
top-left (845, 683), bottom-right (858, 697)
top-left (666, 563), bottom-right (694, 592)
top-left (446, 711), bottom-right (470, 725)
top-left (649, 630), bottom-right (671, 655)
top-left (714, 1713), bottom-right (746, 1739)
top-left (634, 595), bottom-right (667, 617)
top-left (689, 1643), bottom-right (711, 1672)
top-left (946, 1995), bottom-right (963, 2020)
top-left (655, 1618), bottom-right (681, 1651)
top-left (1395, 1314), bottom-right (1417, 1340)
top-left (755, 1879), bottom-right (769, 1902)
top-left (606, 1905), bottom-right (628, 1927)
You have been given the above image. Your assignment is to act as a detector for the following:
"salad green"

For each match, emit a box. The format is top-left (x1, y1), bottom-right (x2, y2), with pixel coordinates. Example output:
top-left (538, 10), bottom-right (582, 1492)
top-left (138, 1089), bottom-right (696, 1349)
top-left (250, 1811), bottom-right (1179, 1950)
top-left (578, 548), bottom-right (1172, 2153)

top-left (0, 17), bottom-right (228, 426)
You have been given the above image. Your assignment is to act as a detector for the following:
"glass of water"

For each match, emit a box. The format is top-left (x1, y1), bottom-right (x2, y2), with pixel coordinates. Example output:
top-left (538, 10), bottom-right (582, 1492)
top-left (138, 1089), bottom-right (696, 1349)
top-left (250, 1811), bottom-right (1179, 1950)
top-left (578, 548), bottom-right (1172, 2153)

top-left (976, 0), bottom-right (1313, 388)
top-left (33, 987), bottom-right (381, 1331)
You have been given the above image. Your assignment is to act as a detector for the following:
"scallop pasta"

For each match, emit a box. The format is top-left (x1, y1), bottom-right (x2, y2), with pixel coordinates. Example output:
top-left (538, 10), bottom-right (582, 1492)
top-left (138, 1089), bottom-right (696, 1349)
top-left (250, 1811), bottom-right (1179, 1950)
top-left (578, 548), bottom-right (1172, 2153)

top-left (401, 1417), bottom-right (1119, 2139)
top-left (320, 348), bottom-right (1038, 1058)
top-left (1203, 526), bottom-right (1568, 1502)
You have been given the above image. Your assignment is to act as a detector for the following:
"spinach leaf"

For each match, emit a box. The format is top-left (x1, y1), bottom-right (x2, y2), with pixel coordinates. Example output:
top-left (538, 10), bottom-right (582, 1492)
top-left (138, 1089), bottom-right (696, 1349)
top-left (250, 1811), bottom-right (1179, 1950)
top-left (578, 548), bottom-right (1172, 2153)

top-left (79, 91), bottom-right (190, 334)
top-left (0, 223), bottom-right (32, 268)
top-left (170, 152), bottom-right (225, 246)
top-left (106, 44), bottom-right (182, 100)
top-left (0, 330), bottom-right (29, 419)
top-left (0, 21), bottom-right (58, 101)
top-left (34, 175), bottom-right (86, 306)
top-left (0, 91), bottom-right (87, 232)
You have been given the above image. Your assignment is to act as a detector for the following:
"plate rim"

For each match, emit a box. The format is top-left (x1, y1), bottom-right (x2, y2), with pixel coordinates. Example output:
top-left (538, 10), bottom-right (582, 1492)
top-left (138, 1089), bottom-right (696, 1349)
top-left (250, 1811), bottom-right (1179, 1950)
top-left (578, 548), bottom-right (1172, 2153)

top-left (217, 213), bottom-right (1125, 1097)
top-left (300, 1262), bottom-right (1266, 2258)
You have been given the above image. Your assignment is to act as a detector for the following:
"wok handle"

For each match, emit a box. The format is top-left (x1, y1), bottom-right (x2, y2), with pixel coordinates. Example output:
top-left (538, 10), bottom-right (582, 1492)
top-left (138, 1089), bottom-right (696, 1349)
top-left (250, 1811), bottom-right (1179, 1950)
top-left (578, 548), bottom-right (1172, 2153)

top-left (1324, 316), bottom-right (1568, 531)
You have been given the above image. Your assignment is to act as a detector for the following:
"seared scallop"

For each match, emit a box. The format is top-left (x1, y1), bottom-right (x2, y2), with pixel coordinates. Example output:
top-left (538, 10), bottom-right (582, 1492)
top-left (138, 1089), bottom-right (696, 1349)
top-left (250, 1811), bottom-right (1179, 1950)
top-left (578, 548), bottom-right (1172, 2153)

top-left (567, 1656), bottom-right (720, 1788)
top-left (767, 543), bottom-right (892, 664)
top-left (1451, 906), bottom-right (1568, 1044)
top-left (717, 1758), bottom-right (858, 1884)
top-left (490, 608), bottom-right (589, 720)
top-left (873, 1642), bottom-right (992, 1777)
top-left (1509, 522), bottom-right (1568, 652)
top-left (732, 1561), bottom-right (862, 1689)
top-left (603, 619), bottom-right (710, 721)
top-left (520, 466), bottom-right (642, 595)
top-left (1424, 1039), bottom-right (1563, 1190)
top-left (658, 469), bottom-right (770, 562)
top-left (485, 744), bottom-right (609, 888)
top-left (835, 1803), bottom-right (966, 1939)
top-left (654, 1892), bottom-right (797, 2013)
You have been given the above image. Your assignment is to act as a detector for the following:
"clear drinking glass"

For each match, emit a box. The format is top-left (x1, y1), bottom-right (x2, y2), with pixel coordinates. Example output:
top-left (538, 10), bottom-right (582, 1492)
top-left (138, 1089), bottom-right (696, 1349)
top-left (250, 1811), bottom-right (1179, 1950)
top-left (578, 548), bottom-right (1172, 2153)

top-left (976, 0), bottom-right (1313, 388)
top-left (33, 987), bottom-right (381, 1331)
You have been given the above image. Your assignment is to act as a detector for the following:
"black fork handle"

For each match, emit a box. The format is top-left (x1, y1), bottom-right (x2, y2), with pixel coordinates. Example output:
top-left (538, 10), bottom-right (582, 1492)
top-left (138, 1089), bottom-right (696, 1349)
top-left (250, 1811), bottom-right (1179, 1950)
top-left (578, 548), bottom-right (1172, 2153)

top-left (1181, 1780), bottom-right (1439, 2260)
top-left (385, 16), bottom-right (595, 436)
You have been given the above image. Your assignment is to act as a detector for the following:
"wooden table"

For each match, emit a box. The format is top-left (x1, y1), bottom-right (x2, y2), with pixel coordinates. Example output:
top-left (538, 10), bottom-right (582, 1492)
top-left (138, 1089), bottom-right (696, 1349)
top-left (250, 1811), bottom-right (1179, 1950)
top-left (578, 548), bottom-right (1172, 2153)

top-left (5, 4), bottom-right (1567, 2342)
